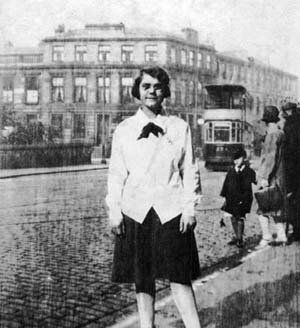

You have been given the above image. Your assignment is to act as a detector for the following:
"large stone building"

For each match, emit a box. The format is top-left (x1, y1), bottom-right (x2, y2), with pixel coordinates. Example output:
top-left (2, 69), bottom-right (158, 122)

top-left (0, 23), bottom-right (298, 154)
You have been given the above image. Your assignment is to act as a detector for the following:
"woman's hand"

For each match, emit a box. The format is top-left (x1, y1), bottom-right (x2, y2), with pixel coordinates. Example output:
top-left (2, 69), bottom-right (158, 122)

top-left (180, 215), bottom-right (197, 233)
top-left (260, 179), bottom-right (269, 188)
top-left (111, 221), bottom-right (125, 236)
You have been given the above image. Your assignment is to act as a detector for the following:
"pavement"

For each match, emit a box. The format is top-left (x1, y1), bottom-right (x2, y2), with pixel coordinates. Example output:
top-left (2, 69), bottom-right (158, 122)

top-left (0, 162), bottom-right (107, 179)
top-left (1, 157), bottom-right (297, 328)
top-left (109, 243), bottom-right (300, 328)
top-left (0, 156), bottom-right (260, 180)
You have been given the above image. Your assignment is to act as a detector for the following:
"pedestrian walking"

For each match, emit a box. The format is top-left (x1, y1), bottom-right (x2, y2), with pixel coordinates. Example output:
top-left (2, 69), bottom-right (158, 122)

top-left (282, 102), bottom-right (300, 242)
top-left (106, 66), bottom-right (201, 328)
top-left (256, 105), bottom-right (287, 247)
top-left (220, 148), bottom-right (256, 248)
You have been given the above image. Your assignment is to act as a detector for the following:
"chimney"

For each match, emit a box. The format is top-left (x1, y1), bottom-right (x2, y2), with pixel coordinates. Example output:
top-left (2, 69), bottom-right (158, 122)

top-left (55, 24), bottom-right (65, 35)
top-left (181, 28), bottom-right (199, 44)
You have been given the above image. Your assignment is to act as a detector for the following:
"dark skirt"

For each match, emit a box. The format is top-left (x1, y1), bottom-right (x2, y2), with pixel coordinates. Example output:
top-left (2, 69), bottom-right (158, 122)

top-left (112, 208), bottom-right (200, 285)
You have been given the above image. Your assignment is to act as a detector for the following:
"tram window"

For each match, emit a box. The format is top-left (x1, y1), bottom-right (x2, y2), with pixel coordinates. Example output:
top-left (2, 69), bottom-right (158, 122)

top-left (206, 122), bottom-right (213, 142)
top-left (214, 125), bottom-right (230, 142)
top-left (232, 122), bottom-right (236, 141)
top-left (232, 92), bottom-right (242, 108)
top-left (237, 123), bottom-right (242, 142)
top-left (231, 122), bottom-right (242, 142)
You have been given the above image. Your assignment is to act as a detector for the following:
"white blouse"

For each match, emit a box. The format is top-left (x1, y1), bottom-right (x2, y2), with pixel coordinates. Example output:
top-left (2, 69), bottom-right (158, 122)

top-left (106, 109), bottom-right (199, 226)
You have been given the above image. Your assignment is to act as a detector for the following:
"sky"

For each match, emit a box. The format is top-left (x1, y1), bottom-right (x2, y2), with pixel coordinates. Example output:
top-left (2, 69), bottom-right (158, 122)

top-left (0, 0), bottom-right (299, 83)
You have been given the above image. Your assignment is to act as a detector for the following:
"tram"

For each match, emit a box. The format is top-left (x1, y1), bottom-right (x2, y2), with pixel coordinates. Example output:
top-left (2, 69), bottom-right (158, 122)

top-left (203, 84), bottom-right (254, 170)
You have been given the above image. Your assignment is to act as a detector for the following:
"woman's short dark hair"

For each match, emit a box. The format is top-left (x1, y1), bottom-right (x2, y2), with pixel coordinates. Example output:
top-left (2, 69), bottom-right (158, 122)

top-left (131, 66), bottom-right (171, 99)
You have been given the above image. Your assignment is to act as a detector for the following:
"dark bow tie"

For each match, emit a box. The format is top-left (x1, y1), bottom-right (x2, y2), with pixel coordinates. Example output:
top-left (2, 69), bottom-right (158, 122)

top-left (137, 122), bottom-right (165, 140)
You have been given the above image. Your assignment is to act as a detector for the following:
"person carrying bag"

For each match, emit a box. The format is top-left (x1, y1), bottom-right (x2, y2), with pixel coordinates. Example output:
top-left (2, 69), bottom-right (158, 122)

top-left (256, 106), bottom-right (287, 247)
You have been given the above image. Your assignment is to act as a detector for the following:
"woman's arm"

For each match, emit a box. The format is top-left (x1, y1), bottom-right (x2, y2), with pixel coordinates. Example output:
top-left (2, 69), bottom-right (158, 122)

top-left (179, 124), bottom-right (198, 232)
top-left (257, 133), bottom-right (279, 184)
top-left (105, 127), bottom-right (129, 227)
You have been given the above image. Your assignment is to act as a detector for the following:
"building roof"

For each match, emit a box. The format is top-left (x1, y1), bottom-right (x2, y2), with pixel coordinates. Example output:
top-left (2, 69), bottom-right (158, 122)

top-left (0, 46), bottom-right (41, 55)
top-left (218, 51), bottom-right (298, 79)
top-left (42, 23), bottom-right (214, 50)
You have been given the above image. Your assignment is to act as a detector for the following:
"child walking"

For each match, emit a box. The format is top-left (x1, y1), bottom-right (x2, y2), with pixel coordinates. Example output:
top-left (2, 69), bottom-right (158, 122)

top-left (220, 148), bottom-right (256, 248)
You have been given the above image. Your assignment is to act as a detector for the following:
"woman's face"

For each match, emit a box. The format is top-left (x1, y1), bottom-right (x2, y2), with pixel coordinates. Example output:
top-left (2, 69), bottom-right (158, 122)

top-left (139, 73), bottom-right (164, 114)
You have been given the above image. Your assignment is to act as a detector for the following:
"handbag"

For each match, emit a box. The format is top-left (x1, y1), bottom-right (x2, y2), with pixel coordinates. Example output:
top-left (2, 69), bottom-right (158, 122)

top-left (254, 183), bottom-right (283, 212)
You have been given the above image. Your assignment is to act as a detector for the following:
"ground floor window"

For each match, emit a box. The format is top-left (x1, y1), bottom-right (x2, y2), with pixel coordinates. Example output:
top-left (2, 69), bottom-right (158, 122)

top-left (26, 114), bottom-right (37, 125)
top-left (73, 114), bottom-right (85, 138)
top-left (51, 114), bottom-right (63, 138)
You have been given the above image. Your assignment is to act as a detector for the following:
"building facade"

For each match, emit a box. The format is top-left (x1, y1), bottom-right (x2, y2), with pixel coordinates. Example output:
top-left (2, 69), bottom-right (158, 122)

top-left (216, 51), bottom-right (298, 127)
top-left (0, 24), bottom-right (217, 154)
top-left (0, 23), bottom-right (298, 154)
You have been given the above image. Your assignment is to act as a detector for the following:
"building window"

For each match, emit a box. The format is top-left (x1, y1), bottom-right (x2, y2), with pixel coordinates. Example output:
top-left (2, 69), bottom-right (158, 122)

top-left (51, 114), bottom-right (63, 138)
top-left (260, 72), bottom-right (264, 86)
top-left (98, 45), bottom-right (110, 62)
top-left (51, 77), bottom-right (64, 102)
top-left (256, 97), bottom-right (260, 115)
top-left (197, 52), bottom-right (202, 68)
top-left (189, 51), bottom-right (195, 66)
top-left (25, 76), bottom-right (39, 104)
top-left (222, 64), bottom-right (227, 80)
top-left (170, 47), bottom-right (176, 63)
top-left (73, 114), bottom-right (86, 138)
top-left (181, 49), bottom-right (187, 65)
top-left (97, 76), bottom-right (110, 104)
top-left (121, 45), bottom-right (133, 62)
top-left (197, 82), bottom-right (202, 105)
top-left (145, 45), bottom-right (158, 62)
top-left (181, 80), bottom-right (186, 105)
top-left (2, 76), bottom-right (14, 103)
top-left (175, 83), bottom-right (181, 105)
top-left (237, 66), bottom-right (241, 82)
top-left (206, 55), bottom-right (211, 69)
top-left (27, 114), bottom-right (37, 124)
top-left (188, 81), bottom-right (195, 106)
top-left (74, 77), bottom-right (87, 103)
top-left (240, 66), bottom-right (245, 82)
top-left (188, 114), bottom-right (194, 130)
top-left (75, 45), bottom-right (87, 62)
top-left (247, 69), bottom-right (252, 85)
top-left (170, 80), bottom-right (176, 104)
top-left (121, 76), bottom-right (133, 103)
top-left (52, 45), bottom-right (64, 62)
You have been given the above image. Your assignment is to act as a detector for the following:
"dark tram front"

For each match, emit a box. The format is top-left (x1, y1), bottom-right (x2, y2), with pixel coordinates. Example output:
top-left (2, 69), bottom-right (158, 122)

top-left (203, 84), bottom-right (253, 170)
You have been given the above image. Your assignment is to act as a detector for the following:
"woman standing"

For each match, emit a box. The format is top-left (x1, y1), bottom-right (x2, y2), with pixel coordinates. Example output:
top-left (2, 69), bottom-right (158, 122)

top-left (106, 66), bottom-right (201, 328)
top-left (257, 105), bottom-right (287, 247)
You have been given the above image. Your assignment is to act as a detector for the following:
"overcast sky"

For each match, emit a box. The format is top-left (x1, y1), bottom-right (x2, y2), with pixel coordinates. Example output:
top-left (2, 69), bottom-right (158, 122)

top-left (0, 0), bottom-right (299, 82)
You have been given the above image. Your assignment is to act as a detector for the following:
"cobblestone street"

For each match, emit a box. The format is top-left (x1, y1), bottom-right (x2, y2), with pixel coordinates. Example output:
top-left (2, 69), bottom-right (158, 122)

top-left (0, 165), bottom-right (262, 328)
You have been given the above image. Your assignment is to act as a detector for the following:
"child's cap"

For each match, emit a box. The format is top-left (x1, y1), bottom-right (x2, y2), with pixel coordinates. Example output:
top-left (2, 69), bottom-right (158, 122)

top-left (233, 148), bottom-right (247, 160)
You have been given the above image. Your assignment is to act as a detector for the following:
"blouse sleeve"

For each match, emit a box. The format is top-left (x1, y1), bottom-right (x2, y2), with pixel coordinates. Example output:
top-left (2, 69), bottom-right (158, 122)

top-left (180, 124), bottom-right (199, 217)
top-left (105, 127), bottom-right (129, 227)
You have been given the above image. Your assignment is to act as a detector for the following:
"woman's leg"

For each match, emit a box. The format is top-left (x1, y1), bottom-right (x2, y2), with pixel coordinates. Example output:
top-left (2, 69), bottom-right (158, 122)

top-left (236, 217), bottom-right (245, 247)
top-left (170, 282), bottom-right (201, 328)
top-left (136, 292), bottom-right (155, 328)
top-left (136, 279), bottom-right (156, 328)
top-left (258, 215), bottom-right (272, 247)
top-left (230, 216), bottom-right (238, 242)
top-left (273, 215), bottom-right (287, 244)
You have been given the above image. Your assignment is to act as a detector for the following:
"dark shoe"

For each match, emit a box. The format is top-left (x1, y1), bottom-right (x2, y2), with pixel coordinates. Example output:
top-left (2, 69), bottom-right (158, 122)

top-left (228, 238), bottom-right (237, 245)
top-left (269, 240), bottom-right (287, 247)
top-left (236, 240), bottom-right (244, 248)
